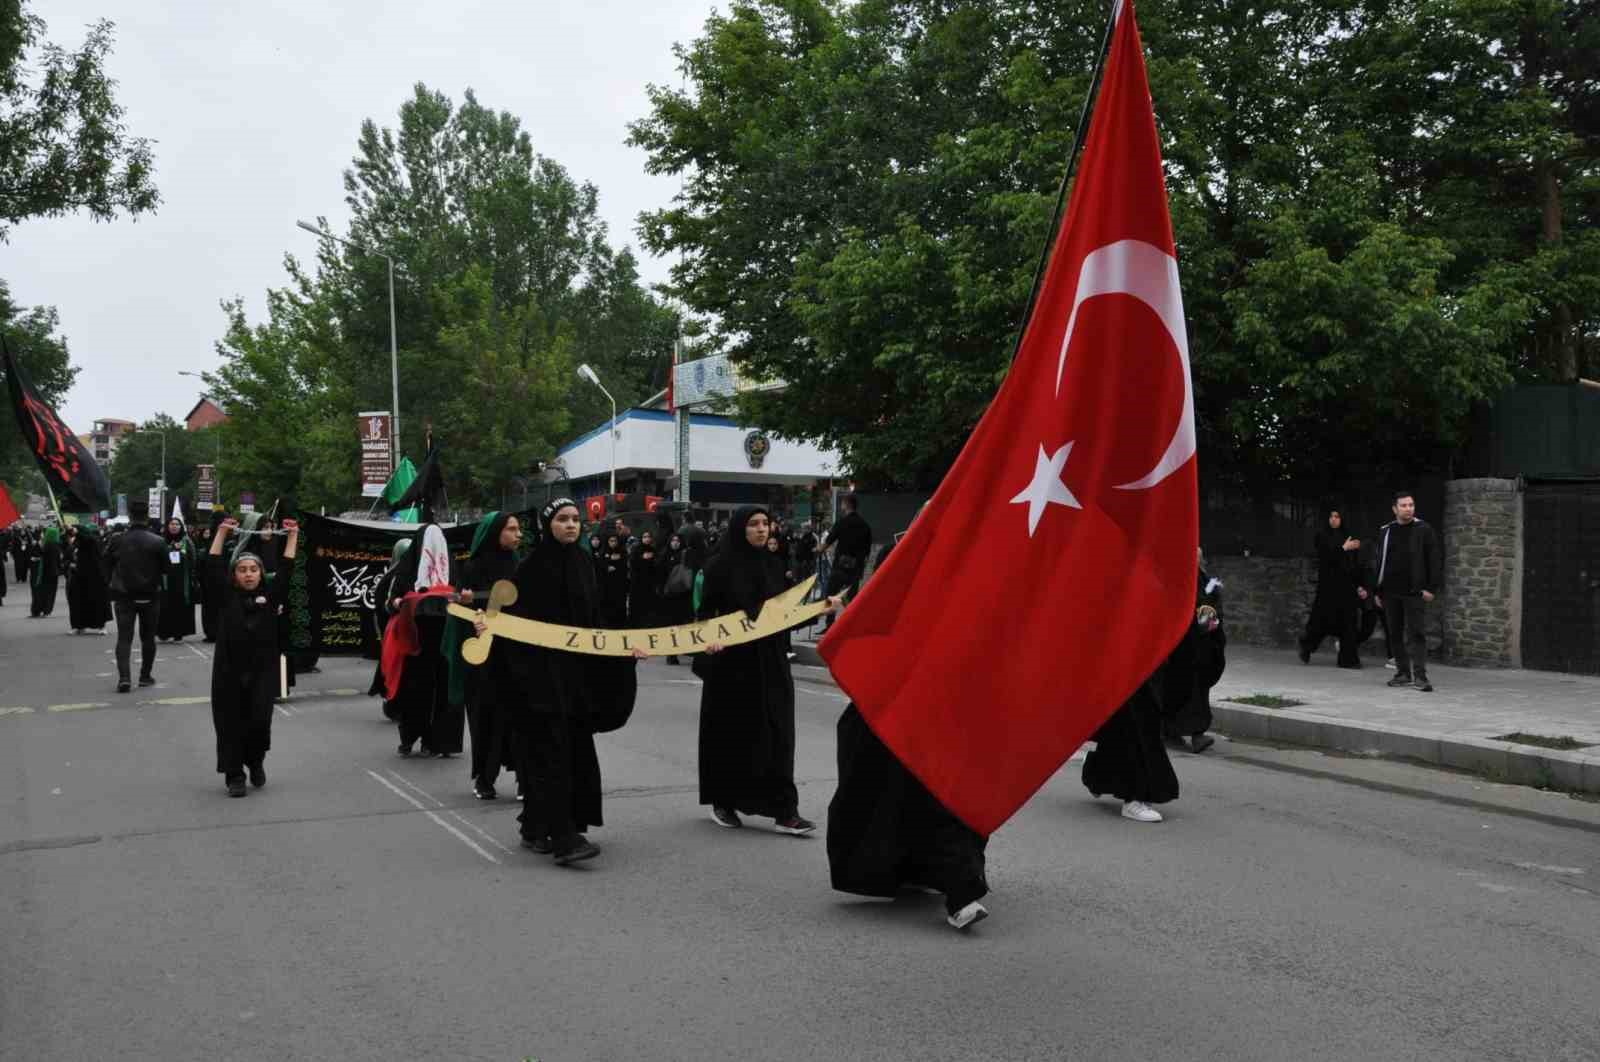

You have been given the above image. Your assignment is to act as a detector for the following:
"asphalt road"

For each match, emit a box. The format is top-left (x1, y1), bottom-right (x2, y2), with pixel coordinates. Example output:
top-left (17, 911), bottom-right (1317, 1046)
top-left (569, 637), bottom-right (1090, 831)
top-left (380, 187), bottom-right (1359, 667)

top-left (2, 600), bottom-right (1597, 1062)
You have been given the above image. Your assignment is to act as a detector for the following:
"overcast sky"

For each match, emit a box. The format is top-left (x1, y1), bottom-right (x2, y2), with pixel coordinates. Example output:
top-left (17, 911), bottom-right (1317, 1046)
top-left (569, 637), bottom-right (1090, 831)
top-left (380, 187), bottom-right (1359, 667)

top-left (8, 0), bottom-right (717, 433)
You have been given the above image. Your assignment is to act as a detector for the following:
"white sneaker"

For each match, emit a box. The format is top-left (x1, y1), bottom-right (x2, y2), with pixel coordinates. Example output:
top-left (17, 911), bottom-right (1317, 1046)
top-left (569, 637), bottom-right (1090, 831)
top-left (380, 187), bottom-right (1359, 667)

top-left (1121, 800), bottom-right (1163, 823)
top-left (946, 901), bottom-right (988, 930)
top-left (1385, 658), bottom-right (1397, 670)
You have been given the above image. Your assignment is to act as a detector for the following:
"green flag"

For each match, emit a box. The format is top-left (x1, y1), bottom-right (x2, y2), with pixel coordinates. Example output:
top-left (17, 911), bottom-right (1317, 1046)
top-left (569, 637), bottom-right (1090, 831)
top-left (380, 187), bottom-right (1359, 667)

top-left (383, 457), bottom-right (420, 521)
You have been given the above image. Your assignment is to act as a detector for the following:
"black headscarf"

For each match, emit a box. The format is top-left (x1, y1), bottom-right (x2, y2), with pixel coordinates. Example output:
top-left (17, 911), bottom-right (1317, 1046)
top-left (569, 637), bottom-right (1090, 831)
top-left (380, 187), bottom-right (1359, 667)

top-left (511, 498), bottom-right (598, 628)
top-left (700, 505), bottom-right (787, 620)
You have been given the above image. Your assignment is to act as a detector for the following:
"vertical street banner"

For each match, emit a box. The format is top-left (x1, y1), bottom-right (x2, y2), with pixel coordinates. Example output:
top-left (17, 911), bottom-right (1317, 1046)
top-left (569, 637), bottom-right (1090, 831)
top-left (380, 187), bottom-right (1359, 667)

top-left (359, 411), bottom-right (393, 498)
top-left (195, 465), bottom-right (217, 511)
top-left (239, 491), bottom-right (256, 514)
top-left (146, 486), bottom-right (162, 521)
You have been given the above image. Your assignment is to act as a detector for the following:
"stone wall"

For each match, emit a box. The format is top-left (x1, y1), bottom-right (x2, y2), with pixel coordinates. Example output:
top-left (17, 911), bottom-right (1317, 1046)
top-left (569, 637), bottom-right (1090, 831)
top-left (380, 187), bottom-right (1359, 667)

top-left (1440, 478), bottom-right (1522, 667)
top-left (1207, 555), bottom-right (1312, 648)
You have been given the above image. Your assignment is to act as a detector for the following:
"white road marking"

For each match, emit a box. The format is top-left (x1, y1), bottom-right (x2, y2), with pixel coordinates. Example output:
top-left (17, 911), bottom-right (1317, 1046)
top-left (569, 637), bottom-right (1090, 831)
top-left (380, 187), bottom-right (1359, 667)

top-left (365, 770), bottom-right (500, 864)
top-left (0, 707), bottom-right (35, 716)
top-left (47, 703), bottom-right (110, 713)
top-left (142, 696), bottom-right (210, 706)
top-left (275, 706), bottom-right (293, 719)
top-left (186, 643), bottom-right (210, 660)
top-left (1513, 862), bottom-right (1585, 876)
top-left (382, 769), bottom-right (444, 808)
top-left (447, 810), bottom-right (516, 857)
top-left (796, 687), bottom-right (848, 703)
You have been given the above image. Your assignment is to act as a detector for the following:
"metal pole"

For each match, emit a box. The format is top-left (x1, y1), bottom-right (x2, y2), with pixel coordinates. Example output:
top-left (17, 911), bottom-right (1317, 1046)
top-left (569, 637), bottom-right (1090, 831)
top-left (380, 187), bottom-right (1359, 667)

top-left (387, 255), bottom-right (400, 472)
top-left (609, 392), bottom-right (617, 496)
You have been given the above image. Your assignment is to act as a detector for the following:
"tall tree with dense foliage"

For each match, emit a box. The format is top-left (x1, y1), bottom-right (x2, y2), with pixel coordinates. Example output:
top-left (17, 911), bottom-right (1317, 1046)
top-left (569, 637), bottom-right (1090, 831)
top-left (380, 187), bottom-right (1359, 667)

top-left (210, 85), bottom-right (677, 511)
top-left (630, 0), bottom-right (1597, 489)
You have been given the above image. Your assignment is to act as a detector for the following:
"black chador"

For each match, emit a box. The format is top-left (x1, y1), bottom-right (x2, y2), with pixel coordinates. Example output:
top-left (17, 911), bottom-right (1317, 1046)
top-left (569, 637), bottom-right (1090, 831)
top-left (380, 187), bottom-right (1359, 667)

top-left (206, 522), bottom-right (298, 796)
top-left (1299, 509), bottom-right (1364, 668)
top-left (450, 512), bottom-right (520, 800)
top-left (695, 506), bottom-right (811, 832)
top-left (499, 499), bottom-right (635, 865)
top-left (1082, 669), bottom-right (1181, 812)
top-left (156, 521), bottom-right (197, 640)
top-left (1162, 567), bottom-right (1227, 752)
top-left (627, 533), bottom-right (661, 629)
top-left (597, 535), bottom-right (630, 627)
top-left (67, 526), bottom-right (112, 632)
top-left (29, 526), bottom-right (61, 617)
top-left (827, 704), bottom-right (990, 925)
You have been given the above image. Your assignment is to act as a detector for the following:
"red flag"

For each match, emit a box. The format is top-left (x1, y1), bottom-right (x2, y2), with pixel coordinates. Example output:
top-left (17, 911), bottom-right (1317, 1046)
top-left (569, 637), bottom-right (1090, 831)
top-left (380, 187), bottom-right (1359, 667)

top-left (819, 3), bottom-right (1197, 835)
top-left (0, 480), bottom-right (20, 530)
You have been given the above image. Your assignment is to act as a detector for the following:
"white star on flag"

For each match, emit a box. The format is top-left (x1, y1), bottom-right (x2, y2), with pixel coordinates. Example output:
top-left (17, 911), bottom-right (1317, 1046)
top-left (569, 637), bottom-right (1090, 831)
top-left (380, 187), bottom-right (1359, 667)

top-left (1010, 442), bottom-right (1081, 536)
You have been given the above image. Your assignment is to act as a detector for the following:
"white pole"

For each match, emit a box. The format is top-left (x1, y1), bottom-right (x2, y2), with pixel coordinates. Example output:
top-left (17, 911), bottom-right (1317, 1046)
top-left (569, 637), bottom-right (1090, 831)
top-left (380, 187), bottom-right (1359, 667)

top-left (387, 255), bottom-right (400, 473)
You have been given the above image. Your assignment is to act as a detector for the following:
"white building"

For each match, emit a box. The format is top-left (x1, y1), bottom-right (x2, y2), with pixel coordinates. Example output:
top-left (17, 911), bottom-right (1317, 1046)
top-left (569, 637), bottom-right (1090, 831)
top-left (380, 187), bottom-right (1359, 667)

top-left (555, 407), bottom-right (843, 521)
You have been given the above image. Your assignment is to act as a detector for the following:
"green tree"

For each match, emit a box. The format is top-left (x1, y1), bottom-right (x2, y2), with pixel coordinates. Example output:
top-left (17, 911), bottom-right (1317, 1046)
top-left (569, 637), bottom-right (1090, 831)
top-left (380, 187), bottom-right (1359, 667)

top-left (104, 413), bottom-right (223, 519)
top-left (211, 84), bottom-right (676, 511)
top-left (630, 0), bottom-right (1598, 489)
top-left (0, 2), bottom-right (159, 237)
top-left (0, 278), bottom-right (78, 490)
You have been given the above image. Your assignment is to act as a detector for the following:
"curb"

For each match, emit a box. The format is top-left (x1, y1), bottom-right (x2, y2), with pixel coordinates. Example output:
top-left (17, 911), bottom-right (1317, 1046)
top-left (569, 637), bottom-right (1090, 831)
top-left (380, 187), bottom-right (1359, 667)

top-left (1210, 702), bottom-right (1600, 797)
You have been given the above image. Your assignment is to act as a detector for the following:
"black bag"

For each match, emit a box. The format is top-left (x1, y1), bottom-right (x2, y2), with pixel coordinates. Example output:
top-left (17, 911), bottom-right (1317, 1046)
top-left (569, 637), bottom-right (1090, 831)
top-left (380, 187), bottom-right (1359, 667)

top-left (662, 562), bottom-right (694, 598)
top-left (586, 657), bottom-right (639, 733)
top-left (834, 553), bottom-right (861, 574)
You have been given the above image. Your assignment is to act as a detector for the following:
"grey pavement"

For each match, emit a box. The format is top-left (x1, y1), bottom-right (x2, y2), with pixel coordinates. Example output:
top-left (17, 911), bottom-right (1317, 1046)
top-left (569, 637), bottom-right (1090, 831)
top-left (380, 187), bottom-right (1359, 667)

top-left (3, 599), bottom-right (1599, 1061)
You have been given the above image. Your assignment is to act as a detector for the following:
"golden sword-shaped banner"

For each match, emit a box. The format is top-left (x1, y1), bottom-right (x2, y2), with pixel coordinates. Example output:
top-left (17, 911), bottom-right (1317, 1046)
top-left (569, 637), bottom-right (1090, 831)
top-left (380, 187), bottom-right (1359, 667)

top-left (447, 575), bottom-right (828, 663)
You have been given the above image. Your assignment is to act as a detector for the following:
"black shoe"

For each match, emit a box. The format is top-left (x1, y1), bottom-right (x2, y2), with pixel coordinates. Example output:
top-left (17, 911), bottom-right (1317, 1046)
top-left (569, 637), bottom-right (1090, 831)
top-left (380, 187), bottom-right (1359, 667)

top-left (1297, 646), bottom-right (1311, 664)
top-left (1190, 733), bottom-right (1215, 753)
top-left (553, 839), bottom-right (600, 865)
top-left (1413, 678), bottom-right (1433, 693)
top-left (138, 675), bottom-right (155, 687)
top-left (117, 680), bottom-right (131, 694)
top-left (774, 815), bottom-right (817, 837)
top-left (473, 785), bottom-right (497, 800)
top-left (520, 835), bottom-right (553, 854)
top-left (1386, 674), bottom-right (1413, 688)
top-left (249, 763), bottom-right (266, 788)
top-left (666, 656), bottom-right (680, 666)
top-left (418, 746), bottom-right (436, 758)
top-left (709, 805), bottom-right (742, 829)
top-left (225, 777), bottom-right (247, 798)
top-left (397, 744), bottom-right (413, 758)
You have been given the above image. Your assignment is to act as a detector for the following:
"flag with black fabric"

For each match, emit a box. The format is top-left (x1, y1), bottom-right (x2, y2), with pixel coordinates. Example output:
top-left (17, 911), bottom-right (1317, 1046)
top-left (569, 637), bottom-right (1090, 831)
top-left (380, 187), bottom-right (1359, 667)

top-left (387, 443), bottom-right (446, 523)
top-left (3, 338), bottom-right (112, 514)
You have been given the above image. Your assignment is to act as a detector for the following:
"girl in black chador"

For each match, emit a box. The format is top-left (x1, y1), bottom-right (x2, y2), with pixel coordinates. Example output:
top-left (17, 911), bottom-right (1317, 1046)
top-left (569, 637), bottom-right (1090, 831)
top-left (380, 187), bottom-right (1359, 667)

top-left (477, 499), bottom-right (641, 866)
top-left (658, 525), bottom-right (706, 665)
top-left (67, 524), bottom-right (112, 634)
top-left (697, 506), bottom-right (840, 836)
top-left (449, 511), bottom-right (522, 800)
top-left (627, 530), bottom-right (661, 629)
top-left (1298, 507), bottom-right (1366, 669)
top-left (206, 517), bottom-right (300, 797)
top-left (597, 532), bottom-right (630, 627)
top-left (29, 526), bottom-right (61, 617)
top-left (157, 518), bottom-right (197, 641)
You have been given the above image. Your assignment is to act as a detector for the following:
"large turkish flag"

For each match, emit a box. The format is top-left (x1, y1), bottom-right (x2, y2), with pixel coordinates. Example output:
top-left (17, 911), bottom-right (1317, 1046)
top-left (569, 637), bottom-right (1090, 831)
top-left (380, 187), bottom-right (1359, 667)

top-left (819, 2), bottom-right (1198, 835)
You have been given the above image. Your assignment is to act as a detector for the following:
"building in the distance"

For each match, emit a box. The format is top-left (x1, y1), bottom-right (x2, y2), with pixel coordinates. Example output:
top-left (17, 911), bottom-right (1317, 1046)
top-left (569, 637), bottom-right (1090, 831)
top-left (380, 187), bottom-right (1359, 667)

top-left (184, 398), bottom-right (228, 432)
top-left (555, 398), bottom-right (842, 525)
top-left (91, 418), bottom-right (137, 464)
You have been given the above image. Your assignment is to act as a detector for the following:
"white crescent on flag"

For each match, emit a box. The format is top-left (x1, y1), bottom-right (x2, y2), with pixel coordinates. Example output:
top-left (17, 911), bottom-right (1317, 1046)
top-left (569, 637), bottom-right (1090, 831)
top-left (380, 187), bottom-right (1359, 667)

top-left (1053, 238), bottom-right (1195, 491)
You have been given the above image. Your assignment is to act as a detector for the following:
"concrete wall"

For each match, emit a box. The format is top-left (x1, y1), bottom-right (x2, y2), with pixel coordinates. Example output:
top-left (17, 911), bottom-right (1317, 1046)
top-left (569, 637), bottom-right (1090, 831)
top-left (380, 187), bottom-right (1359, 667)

top-left (1440, 477), bottom-right (1523, 667)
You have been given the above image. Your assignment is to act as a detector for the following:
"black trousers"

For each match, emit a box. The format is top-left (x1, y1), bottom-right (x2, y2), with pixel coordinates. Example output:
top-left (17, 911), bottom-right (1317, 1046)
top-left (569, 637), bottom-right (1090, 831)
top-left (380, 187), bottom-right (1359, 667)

top-left (114, 597), bottom-right (161, 682)
top-left (1382, 593), bottom-right (1429, 680)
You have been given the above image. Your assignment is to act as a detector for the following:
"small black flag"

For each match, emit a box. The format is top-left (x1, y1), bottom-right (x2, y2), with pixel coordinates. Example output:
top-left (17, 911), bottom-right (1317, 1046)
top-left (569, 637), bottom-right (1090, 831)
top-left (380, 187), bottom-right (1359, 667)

top-left (2, 338), bottom-right (112, 512)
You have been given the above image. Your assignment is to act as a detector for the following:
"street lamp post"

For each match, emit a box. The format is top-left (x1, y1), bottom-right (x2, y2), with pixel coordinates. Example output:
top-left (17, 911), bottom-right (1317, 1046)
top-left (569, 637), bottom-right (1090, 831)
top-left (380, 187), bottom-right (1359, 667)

top-left (576, 364), bottom-right (617, 496)
top-left (297, 219), bottom-right (400, 471)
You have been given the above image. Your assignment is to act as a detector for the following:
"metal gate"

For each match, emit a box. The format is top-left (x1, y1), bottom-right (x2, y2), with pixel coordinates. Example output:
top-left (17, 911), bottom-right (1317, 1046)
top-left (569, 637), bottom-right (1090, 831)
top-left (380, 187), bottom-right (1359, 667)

top-left (1521, 483), bottom-right (1600, 674)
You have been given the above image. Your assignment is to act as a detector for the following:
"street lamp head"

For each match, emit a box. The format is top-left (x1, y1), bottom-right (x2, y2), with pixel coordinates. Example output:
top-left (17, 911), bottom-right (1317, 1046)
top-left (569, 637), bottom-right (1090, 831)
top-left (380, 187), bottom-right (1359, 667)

top-left (296, 219), bottom-right (325, 236)
top-left (577, 364), bottom-right (600, 386)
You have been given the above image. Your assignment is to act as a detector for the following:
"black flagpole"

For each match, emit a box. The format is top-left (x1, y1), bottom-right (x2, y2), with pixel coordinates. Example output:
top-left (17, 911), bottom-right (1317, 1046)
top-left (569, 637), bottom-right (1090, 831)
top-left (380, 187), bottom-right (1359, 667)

top-left (1007, 0), bottom-right (1124, 367)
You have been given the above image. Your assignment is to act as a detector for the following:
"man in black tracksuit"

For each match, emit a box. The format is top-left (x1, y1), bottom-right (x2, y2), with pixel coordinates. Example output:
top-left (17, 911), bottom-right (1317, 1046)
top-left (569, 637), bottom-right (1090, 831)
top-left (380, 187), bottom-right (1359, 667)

top-left (103, 517), bottom-right (168, 693)
top-left (1375, 491), bottom-right (1442, 693)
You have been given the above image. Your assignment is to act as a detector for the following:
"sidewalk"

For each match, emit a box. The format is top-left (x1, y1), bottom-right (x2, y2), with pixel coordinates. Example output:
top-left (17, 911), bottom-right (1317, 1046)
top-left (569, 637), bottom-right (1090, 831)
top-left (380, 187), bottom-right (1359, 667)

top-left (792, 628), bottom-right (1600, 796)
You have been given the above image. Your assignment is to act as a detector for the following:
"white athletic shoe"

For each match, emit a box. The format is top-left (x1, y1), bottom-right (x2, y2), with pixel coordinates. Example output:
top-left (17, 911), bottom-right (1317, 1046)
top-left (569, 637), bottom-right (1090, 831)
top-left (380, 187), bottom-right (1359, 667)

top-left (946, 901), bottom-right (989, 930)
top-left (1385, 658), bottom-right (1397, 670)
top-left (1121, 800), bottom-right (1163, 823)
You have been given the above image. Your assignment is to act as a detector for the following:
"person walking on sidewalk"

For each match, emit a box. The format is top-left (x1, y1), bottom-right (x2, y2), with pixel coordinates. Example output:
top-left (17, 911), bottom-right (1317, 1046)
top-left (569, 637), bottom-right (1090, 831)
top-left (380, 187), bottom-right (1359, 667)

top-left (104, 516), bottom-right (167, 693)
top-left (1375, 491), bottom-right (1442, 693)
top-left (1299, 506), bottom-right (1365, 669)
